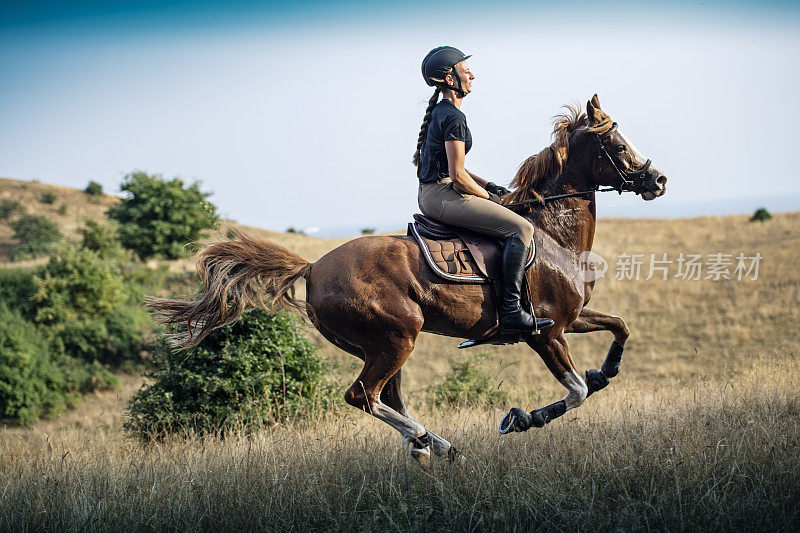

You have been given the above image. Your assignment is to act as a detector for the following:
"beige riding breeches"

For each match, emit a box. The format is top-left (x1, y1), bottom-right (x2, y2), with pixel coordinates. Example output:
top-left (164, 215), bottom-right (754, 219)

top-left (417, 178), bottom-right (534, 243)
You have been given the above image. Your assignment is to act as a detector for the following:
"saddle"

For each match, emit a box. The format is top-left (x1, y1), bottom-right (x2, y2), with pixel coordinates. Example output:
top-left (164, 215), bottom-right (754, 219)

top-left (407, 214), bottom-right (535, 284)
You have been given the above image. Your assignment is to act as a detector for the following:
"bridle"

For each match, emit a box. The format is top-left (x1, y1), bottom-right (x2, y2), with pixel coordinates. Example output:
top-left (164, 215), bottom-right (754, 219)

top-left (593, 121), bottom-right (651, 194)
top-left (506, 120), bottom-right (652, 208)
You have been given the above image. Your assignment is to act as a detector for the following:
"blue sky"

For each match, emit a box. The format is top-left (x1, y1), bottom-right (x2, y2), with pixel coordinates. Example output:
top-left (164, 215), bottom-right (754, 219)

top-left (2, 1), bottom-right (799, 235)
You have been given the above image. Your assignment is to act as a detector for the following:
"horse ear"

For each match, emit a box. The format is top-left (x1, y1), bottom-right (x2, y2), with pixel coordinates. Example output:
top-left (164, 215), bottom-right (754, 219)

top-left (586, 95), bottom-right (603, 125)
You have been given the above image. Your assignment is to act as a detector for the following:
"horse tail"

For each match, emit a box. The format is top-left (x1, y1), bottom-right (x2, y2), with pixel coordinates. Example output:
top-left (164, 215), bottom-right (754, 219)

top-left (145, 228), bottom-right (311, 351)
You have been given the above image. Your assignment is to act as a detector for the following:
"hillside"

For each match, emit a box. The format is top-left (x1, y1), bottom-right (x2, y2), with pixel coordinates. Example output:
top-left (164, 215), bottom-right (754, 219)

top-left (2, 175), bottom-right (798, 530)
top-left (2, 175), bottom-right (797, 395)
top-left (0, 176), bottom-right (355, 269)
top-left (0, 177), bottom-right (120, 262)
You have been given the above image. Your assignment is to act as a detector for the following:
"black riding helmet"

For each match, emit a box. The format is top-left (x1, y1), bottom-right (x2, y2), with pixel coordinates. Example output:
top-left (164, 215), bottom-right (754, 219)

top-left (421, 46), bottom-right (471, 96)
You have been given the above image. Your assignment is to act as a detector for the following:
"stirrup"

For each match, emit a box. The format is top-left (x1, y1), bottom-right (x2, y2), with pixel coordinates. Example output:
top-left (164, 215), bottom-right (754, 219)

top-left (458, 330), bottom-right (522, 349)
top-left (498, 307), bottom-right (553, 336)
top-left (499, 317), bottom-right (554, 336)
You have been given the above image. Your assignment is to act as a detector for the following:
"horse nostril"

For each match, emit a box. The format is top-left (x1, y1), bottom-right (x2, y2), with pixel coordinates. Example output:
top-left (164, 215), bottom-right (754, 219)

top-left (656, 175), bottom-right (667, 186)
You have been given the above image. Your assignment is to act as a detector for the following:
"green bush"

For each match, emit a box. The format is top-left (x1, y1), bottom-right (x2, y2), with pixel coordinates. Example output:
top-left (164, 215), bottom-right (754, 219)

top-left (0, 268), bottom-right (37, 318)
top-left (107, 171), bottom-right (219, 259)
top-left (0, 199), bottom-right (21, 220)
top-left (40, 192), bottom-right (57, 204)
top-left (9, 214), bottom-right (62, 259)
top-left (0, 304), bottom-right (118, 425)
top-left (0, 300), bottom-right (119, 426)
top-left (0, 246), bottom-right (136, 425)
top-left (430, 351), bottom-right (508, 408)
top-left (80, 219), bottom-right (125, 259)
top-left (32, 245), bottom-right (148, 365)
top-left (751, 207), bottom-right (772, 222)
top-left (0, 304), bottom-right (65, 425)
top-left (57, 203), bottom-right (68, 215)
top-left (125, 311), bottom-right (335, 438)
top-left (84, 181), bottom-right (104, 196)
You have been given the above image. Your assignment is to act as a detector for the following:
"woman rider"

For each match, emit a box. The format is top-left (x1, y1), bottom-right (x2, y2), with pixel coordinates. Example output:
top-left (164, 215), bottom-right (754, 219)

top-left (414, 46), bottom-right (553, 334)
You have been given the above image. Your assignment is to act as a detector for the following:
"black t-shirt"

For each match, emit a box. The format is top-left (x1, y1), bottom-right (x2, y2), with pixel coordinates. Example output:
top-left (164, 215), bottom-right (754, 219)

top-left (417, 99), bottom-right (473, 184)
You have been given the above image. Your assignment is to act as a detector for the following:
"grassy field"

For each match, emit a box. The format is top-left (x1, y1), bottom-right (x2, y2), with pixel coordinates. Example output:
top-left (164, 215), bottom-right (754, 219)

top-left (1, 358), bottom-right (797, 530)
top-left (1, 176), bottom-right (798, 530)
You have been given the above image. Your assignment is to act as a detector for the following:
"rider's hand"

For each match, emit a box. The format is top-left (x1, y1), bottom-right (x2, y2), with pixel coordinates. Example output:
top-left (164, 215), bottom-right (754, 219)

top-left (487, 192), bottom-right (504, 205)
top-left (486, 182), bottom-right (511, 197)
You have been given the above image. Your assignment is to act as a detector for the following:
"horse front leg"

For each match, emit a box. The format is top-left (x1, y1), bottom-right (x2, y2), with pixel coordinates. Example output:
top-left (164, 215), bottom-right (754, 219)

top-left (499, 333), bottom-right (588, 433)
top-left (565, 306), bottom-right (629, 345)
top-left (565, 307), bottom-right (630, 394)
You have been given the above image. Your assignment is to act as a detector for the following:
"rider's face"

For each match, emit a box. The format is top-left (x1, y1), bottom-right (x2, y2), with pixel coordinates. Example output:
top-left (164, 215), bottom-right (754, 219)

top-left (448, 61), bottom-right (474, 95)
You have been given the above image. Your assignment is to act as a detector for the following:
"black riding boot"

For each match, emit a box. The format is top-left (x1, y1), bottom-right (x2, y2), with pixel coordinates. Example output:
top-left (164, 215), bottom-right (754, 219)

top-left (498, 235), bottom-right (554, 334)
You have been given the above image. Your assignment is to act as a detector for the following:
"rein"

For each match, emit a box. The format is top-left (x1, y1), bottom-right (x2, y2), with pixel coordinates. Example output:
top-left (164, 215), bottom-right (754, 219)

top-left (505, 121), bottom-right (650, 208)
top-left (505, 186), bottom-right (621, 207)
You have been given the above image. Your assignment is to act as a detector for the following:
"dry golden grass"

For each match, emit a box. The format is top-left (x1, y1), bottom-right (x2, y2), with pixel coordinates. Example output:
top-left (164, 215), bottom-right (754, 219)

top-left (1, 358), bottom-right (797, 531)
top-left (1, 175), bottom-right (798, 530)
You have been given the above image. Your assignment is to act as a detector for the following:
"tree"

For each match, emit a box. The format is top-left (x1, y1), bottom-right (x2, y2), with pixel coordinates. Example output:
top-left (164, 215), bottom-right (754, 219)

top-left (84, 181), bottom-right (103, 196)
top-left (125, 311), bottom-right (335, 438)
top-left (750, 207), bottom-right (772, 222)
top-left (107, 171), bottom-right (219, 259)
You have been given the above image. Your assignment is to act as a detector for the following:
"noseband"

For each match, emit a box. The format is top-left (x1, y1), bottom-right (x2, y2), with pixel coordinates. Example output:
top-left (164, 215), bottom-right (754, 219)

top-left (506, 120), bottom-right (650, 207)
top-left (593, 121), bottom-right (652, 194)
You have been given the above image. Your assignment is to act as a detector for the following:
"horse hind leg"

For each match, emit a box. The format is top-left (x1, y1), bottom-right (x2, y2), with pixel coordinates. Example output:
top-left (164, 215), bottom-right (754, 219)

top-left (344, 339), bottom-right (437, 469)
top-left (381, 371), bottom-right (465, 464)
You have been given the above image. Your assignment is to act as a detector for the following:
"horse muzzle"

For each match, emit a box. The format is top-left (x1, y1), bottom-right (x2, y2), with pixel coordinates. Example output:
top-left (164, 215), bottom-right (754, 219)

top-left (640, 170), bottom-right (667, 201)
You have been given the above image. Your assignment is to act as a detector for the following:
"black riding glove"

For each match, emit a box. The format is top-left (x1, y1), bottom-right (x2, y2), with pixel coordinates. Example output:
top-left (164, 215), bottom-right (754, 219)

top-left (486, 182), bottom-right (511, 197)
top-left (487, 193), bottom-right (504, 205)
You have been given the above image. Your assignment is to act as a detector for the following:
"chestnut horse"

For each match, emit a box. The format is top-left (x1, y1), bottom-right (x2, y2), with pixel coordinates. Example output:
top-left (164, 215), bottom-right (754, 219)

top-left (148, 95), bottom-right (667, 468)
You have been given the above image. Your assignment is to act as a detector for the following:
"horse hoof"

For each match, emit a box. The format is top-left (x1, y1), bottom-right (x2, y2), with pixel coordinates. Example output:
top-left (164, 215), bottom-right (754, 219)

top-left (411, 446), bottom-right (431, 470)
top-left (585, 368), bottom-right (609, 397)
top-left (447, 446), bottom-right (467, 465)
top-left (499, 407), bottom-right (532, 434)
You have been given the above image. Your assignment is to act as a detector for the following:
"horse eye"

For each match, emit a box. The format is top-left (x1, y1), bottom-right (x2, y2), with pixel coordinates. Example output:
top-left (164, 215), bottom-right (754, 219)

top-left (616, 145), bottom-right (627, 153)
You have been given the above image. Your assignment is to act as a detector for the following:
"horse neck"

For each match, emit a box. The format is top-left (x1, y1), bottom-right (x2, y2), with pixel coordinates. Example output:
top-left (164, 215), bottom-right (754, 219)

top-left (526, 162), bottom-right (597, 255)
